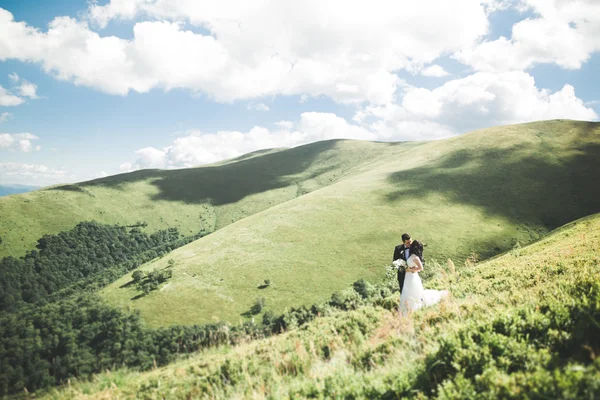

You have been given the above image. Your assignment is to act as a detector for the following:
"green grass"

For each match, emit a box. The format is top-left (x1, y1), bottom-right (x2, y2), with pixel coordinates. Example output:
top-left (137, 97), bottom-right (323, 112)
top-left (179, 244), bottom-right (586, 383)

top-left (0, 139), bottom-right (391, 259)
top-left (97, 120), bottom-right (600, 327)
top-left (39, 213), bottom-right (600, 399)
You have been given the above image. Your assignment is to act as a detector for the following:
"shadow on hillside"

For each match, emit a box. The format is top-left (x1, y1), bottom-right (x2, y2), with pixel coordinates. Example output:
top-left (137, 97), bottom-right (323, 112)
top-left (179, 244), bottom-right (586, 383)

top-left (384, 123), bottom-right (600, 230)
top-left (52, 140), bottom-right (346, 206)
top-left (120, 280), bottom-right (136, 289)
top-left (131, 293), bottom-right (145, 301)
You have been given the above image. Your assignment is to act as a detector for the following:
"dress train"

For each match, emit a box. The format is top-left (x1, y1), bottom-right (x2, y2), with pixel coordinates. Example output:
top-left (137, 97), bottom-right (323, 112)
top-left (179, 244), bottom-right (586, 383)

top-left (399, 254), bottom-right (449, 312)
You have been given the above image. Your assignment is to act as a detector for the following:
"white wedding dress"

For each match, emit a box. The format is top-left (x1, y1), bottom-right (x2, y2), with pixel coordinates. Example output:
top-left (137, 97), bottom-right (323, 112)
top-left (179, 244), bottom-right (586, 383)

top-left (399, 254), bottom-right (449, 313)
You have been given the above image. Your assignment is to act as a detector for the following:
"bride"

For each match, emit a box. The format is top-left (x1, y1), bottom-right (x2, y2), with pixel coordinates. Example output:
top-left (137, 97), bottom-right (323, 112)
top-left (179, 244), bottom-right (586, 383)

top-left (400, 254), bottom-right (448, 313)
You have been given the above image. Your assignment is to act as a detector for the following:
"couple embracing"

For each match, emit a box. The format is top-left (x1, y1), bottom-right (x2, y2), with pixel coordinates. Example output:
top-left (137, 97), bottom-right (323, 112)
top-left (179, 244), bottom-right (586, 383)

top-left (392, 233), bottom-right (448, 312)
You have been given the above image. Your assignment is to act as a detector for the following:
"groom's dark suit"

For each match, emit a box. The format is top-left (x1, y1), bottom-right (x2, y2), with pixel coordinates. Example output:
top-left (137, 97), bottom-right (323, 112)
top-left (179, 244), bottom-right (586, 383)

top-left (392, 240), bottom-right (424, 293)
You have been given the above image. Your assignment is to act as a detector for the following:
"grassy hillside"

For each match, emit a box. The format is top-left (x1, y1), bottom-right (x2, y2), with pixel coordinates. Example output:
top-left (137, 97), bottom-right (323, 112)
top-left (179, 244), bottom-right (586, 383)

top-left (99, 120), bottom-right (600, 327)
top-left (0, 140), bottom-right (391, 259)
top-left (41, 213), bottom-right (600, 399)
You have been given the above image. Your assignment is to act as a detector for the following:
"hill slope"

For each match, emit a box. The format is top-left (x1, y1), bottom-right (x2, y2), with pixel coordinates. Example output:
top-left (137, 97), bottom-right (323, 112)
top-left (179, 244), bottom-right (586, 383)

top-left (99, 120), bottom-right (600, 327)
top-left (42, 213), bottom-right (600, 399)
top-left (0, 140), bottom-right (393, 259)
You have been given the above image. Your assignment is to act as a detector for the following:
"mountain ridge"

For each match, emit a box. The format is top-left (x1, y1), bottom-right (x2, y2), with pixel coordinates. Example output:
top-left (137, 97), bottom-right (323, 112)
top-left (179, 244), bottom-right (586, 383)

top-left (97, 119), bottom-right (600, 326)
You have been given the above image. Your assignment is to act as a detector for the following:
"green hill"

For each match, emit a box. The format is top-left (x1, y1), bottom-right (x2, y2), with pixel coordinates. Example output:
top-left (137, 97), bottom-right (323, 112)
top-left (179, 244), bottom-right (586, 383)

top-left (40, 213), bottom-right (600, 399)
top-left (0, 139), bottom-right (392, 259)
top-left (97, 120), bottom-right (600, 327)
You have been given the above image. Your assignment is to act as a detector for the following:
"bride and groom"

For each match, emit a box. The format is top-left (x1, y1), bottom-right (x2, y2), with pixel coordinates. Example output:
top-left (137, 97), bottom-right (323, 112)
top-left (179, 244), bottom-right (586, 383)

top-left (392, 233), bottom-right (448, 312)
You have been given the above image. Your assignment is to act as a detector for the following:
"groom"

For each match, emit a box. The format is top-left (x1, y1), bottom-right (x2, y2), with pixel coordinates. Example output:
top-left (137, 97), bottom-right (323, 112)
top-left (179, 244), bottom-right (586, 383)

top-left (392, 233), bottom-right (424, 293)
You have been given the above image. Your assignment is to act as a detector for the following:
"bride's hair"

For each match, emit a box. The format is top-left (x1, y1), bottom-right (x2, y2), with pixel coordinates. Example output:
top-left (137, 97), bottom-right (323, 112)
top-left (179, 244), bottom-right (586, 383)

top-left (407, 253), bottom-right (421, 268)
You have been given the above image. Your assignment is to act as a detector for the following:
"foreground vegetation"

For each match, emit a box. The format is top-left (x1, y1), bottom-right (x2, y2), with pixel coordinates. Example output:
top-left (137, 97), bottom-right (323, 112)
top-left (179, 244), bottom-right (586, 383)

top-left (101, 120), bottom-right (600, 326)
top-left (37, 213), bottom-right (600, 399)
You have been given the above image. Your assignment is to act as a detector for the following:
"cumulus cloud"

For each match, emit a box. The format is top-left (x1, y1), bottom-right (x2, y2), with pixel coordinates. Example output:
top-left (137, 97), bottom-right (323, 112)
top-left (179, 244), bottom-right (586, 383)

top-left (0, 85), bottom-right (24, 106)
top-left (18, 81), bottom-right (39, 99)
top-left (6, 72), bottom-right (38, 98)
top-left (130, 147), bottom-right (167, 169)
top-left (0, 73), bottom-right (40, 104)
top-left (121, 67), bottom-right (598, 172)
top-left (0, 2), bottom-right (490, 104)
top-left (456, 0), bottom-right (600, 71)
top-left (0, 132), bottom-right (39, 152)
top-left (481, 0), bottom-right (513, 14)
top-left (1, 0), bottom-right (598, 160)
top-left (357, 71), bottom-right (598, 135)
top-left (121, 112), bottom-right (379, 171)
top-left (0, 162), bottom-right (71, 186)
top-left (421, 65), bottom-right (450, 77)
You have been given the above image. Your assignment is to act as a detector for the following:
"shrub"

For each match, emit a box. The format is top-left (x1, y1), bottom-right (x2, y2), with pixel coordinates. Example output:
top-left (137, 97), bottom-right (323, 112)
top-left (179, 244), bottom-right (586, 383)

top-left (353, 278), bottom-right (376, 299)
top-left (250, 297), bottom-right (266, 315)
top-left (330, 288), bottom-right (364, 311)
top-left (132, 270), bottom-right (145, 283)
top-left (135, 269), bottom-right (172, 295)
top-left (262, 310), bottom-right (275, 326)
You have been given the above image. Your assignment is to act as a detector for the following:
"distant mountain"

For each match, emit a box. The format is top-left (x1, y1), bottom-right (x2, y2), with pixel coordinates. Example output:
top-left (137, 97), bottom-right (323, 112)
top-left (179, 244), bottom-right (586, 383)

top-left (0, 184), bottom-right (40, 197)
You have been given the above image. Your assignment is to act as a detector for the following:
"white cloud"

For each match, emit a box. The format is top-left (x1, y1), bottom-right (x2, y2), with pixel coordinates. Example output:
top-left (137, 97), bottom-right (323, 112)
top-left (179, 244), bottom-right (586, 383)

top-left (18, 81), bottom-right (39, 99)
top-left (0, 132), bottom-right (39, 152)
top-left (247, 103), bottom-right (270, 111)
top-left (121, 112), bottom-right (381, 170)
top-left (481, 0), bottom-right (513, 14)
top-left (456, 0), bottom-right (600, 71)
top-left (0, 3), bottom-right (490, 104)
top-left (130, 147), bottom-right (167, 169)
top-left (357, 71), bottom-right (598, 135)
top-left (18, 139), bottom-right (32, 152)
top-left (0, 112), bottom-right (12, 122)
top-left (121, 67), bottom-right (598, 171)
top-left (0, 74), bottom-right (40, 104)
top-left (0, 162), bottom-right (71, 186)
top-left (421, 65), bottom-right (450, 77)
top-left (0, 85), bottom-right (24, 106)
top-left (119, 162), bottom-right (134, 172)
top-left (1, 0), bottom-right (597, 160)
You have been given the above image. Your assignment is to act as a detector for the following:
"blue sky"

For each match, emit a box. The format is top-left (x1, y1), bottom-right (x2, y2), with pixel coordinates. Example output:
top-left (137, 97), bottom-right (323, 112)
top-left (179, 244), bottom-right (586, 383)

top-left (0, 0), bottom-right (598, 186)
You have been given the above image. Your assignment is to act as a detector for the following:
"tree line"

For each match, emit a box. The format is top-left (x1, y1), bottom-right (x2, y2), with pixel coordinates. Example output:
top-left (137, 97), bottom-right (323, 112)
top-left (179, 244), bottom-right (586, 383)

top-left (0, 221), bottom-right (197, 311)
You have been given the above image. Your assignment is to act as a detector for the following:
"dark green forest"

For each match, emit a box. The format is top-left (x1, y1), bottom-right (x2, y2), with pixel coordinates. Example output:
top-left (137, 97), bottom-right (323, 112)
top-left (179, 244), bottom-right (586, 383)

top-left (0, 221), bottom-right (189, 311)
